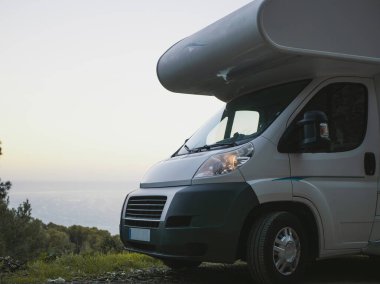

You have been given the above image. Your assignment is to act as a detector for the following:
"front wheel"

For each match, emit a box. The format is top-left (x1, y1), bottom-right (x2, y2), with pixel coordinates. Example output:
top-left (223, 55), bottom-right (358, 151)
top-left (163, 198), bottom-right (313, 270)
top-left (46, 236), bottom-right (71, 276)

top-left (247, 212), bottom-right (308, 284)
top-left (162, 259), bottom-right (201, 270)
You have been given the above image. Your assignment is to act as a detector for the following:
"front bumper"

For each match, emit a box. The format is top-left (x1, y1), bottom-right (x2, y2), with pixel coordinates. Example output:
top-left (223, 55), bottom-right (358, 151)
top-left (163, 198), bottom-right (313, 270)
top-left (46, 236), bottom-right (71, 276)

top-left (120, 182), bottom-right (259, 263)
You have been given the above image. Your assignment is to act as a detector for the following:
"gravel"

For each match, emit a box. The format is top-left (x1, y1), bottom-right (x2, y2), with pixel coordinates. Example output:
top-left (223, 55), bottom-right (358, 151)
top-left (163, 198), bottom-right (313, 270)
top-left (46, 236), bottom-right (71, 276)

top-left (67, 256), bottom-right (380, 284)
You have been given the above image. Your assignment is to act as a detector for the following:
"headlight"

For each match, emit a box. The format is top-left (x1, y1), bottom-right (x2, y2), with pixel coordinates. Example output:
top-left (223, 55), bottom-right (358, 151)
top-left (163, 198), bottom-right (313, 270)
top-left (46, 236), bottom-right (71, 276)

top-left (193, 143), bottom-right (254, 178)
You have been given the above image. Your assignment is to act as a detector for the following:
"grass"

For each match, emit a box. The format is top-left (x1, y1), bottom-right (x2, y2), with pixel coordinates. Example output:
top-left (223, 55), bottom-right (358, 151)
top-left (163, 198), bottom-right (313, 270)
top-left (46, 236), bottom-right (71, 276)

top-left (2, 252), bottom-right (162, 284)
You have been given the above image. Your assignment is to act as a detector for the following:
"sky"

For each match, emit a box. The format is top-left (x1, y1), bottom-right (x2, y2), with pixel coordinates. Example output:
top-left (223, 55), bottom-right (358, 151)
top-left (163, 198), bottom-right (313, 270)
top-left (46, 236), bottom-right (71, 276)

top-left (0, 0), bottom-right (252, 183)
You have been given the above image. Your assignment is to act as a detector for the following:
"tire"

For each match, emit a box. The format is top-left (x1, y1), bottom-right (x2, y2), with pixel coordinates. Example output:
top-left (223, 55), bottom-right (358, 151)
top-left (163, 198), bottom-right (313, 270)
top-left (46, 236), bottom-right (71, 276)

top-left (247, 211), bottom-right (308, 284)
top-left (162, 259), bottom-right (201, 270)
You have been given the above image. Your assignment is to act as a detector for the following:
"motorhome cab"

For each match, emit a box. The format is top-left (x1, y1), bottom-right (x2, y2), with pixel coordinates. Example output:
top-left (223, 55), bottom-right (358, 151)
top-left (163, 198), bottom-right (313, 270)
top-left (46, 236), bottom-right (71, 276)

top-left (120, 0), bottom-right (380, 283)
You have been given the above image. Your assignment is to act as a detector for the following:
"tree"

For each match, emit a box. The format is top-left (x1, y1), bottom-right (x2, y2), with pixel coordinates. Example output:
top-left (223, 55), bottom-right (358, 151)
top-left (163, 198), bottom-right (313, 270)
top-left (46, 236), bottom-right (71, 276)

top-left (100, 235), bottom-right (124, 253)
top-left (68, 225), bottom-right (109, 254)
top-left (45, 228), bottom-right (74, 257)
top-left (0, 143), bottom-right (47, 261)
top-left (0, 142), bottom-right (124, 261)
top-left (0, 180), bottom-right (11, 206)
top-left (0, 182), bottom-right (47, 261)
top-left (0, 180), bottom-right (13, 257)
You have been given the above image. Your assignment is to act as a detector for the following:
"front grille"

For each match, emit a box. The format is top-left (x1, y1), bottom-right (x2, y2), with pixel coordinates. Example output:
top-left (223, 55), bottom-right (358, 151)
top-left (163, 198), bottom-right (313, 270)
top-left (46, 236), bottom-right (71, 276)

top-left (125, 196), bottom-right (167, 220)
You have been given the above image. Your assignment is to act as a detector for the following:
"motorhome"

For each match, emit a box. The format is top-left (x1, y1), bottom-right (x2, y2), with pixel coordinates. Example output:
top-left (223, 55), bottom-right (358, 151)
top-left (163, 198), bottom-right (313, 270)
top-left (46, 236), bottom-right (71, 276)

top-left (120, 0), bottom-right (380, 283)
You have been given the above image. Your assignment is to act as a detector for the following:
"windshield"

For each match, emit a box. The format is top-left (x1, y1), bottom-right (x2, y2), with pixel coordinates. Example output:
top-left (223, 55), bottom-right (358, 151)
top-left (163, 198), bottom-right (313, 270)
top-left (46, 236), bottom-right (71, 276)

top-left (175, 80), bottom-right (311, 156)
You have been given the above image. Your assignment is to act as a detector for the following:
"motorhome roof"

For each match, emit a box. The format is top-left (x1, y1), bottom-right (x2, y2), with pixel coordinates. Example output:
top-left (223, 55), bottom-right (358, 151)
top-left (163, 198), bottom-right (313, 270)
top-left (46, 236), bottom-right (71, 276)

top-left (157, 0), bottom-right (380, 102)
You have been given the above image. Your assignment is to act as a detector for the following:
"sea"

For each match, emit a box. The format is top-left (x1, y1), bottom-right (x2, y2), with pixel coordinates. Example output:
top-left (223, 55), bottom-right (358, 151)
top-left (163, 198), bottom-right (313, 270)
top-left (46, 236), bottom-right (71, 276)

top-left (7, 180), bottom-right (138, 235)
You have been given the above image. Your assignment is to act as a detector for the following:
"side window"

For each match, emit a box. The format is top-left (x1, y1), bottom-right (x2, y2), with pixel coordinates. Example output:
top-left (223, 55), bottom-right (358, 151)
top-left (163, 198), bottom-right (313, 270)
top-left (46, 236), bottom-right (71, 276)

top-left (230, 110), bottom-right (260, 137)
top-left (297, 83), bottom-right (368, 152)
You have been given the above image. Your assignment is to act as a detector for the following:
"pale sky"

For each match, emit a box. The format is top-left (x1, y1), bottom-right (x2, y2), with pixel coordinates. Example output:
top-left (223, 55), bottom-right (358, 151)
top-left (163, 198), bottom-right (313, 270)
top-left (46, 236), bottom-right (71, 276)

top-left (0, 0), bottom-right (252, 183)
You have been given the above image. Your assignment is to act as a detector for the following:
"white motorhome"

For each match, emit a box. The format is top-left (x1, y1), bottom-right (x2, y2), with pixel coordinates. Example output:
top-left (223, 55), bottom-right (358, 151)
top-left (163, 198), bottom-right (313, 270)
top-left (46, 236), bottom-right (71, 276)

top-left (120, 0), bottom-right (380, 283)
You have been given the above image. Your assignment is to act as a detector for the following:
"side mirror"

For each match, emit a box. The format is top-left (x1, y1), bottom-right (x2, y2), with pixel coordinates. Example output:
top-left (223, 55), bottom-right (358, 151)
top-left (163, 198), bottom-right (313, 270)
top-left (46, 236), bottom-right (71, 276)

top-left (297, 111), bottom-right (330, 152)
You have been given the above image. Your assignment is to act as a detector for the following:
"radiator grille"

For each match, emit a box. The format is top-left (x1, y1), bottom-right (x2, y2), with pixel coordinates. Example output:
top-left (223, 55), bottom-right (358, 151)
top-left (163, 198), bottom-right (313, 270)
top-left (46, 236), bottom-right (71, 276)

top-left (125, 196), bottom-right (167, 220)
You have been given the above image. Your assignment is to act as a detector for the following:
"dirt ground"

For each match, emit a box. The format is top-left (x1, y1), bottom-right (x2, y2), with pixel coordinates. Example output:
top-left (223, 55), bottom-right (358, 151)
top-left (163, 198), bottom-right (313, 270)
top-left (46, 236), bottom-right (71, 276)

top-left (123, 256), bottom-right (380, 284)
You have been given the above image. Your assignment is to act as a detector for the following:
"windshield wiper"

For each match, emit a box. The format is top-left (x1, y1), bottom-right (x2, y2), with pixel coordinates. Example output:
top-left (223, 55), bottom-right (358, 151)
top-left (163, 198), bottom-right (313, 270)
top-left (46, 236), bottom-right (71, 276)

top-left (189, 132), bottom-right (244, 153)
top-left (184, 144), bottom-right (191, 152)
top-left (189, 141), bottom-right (238, 153)
top-left (171, 138), bottom-right (191, 157)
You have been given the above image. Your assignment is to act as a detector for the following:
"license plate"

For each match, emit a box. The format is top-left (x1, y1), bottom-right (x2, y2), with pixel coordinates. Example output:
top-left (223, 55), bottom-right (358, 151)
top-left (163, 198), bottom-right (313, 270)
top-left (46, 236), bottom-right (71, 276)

top-left (128, 228), bottom-right (150, 242)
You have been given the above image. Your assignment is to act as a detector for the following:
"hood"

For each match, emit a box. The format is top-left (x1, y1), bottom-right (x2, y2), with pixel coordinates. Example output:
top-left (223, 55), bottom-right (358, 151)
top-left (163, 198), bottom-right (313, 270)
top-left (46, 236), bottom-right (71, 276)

top-left (140, 152), bottom-right (214, 188)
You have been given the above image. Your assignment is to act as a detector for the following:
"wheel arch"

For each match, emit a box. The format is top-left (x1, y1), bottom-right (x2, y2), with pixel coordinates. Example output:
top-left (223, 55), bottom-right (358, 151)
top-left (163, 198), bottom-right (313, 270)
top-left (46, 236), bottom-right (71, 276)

top-left (237, 200), bottom-right (322, 261)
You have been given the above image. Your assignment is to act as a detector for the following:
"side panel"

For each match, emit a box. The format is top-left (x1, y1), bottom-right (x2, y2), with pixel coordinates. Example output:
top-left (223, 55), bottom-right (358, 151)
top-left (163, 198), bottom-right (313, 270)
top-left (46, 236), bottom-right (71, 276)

top-left (289, 77), bottom-right (379, 250)
top-left (240, 136), bottom-right (292, 203)
top-left (292, 196), bottom-right (325, 256)
top-left (369, 73), bottom-right (380, 243)
top-left (371, 216), bottom-right (380, 242)
top-left (260, 0), bottom-right (380, 64)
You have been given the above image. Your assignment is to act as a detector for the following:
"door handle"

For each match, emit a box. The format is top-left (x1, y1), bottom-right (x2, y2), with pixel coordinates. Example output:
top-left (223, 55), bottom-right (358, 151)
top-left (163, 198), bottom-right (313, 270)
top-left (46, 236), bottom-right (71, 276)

top-left (364, 152), bottom-right (376, 176)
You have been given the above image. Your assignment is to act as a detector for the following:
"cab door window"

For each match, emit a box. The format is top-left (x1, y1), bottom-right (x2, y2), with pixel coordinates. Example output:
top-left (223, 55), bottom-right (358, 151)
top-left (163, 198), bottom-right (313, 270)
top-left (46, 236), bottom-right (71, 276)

top-left (296, 83), bottom-right (368, 152)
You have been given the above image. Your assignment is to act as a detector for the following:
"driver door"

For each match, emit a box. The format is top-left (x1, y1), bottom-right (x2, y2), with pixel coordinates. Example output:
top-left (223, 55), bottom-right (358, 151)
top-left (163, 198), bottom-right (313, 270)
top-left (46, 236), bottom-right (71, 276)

top-left (288, 77), bottom-right (378, 250)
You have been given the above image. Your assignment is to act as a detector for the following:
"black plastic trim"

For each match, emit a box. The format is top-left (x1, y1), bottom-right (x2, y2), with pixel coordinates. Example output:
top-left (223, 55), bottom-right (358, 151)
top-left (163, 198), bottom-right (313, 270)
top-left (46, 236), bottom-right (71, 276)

top-left (120, 182), bottom-right (259, 263)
